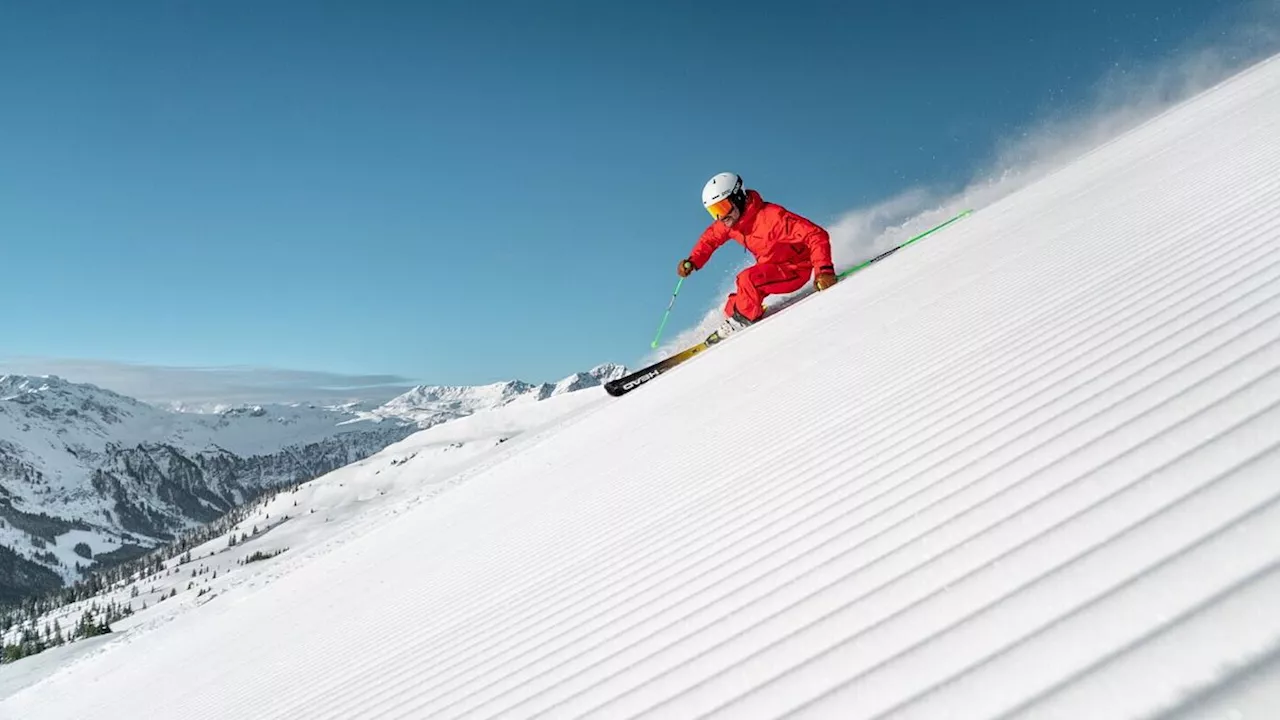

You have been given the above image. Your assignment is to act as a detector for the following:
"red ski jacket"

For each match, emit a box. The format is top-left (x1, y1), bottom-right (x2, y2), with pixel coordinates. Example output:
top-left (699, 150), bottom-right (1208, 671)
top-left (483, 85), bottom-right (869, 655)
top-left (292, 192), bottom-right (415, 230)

top-left (688, 189), bottom-right (834, 273)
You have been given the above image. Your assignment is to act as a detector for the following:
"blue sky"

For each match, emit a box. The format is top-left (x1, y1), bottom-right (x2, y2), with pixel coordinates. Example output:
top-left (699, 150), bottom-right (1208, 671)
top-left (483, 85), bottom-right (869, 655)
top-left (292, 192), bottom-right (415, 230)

top-left (1, 0), bottom-right (1275, 400)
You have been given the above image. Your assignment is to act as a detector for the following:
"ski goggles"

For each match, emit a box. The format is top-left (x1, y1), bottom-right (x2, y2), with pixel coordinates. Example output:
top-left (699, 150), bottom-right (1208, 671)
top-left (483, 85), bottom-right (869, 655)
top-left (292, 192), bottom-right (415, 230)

top-left (705, 197), bottom-right (736, 220)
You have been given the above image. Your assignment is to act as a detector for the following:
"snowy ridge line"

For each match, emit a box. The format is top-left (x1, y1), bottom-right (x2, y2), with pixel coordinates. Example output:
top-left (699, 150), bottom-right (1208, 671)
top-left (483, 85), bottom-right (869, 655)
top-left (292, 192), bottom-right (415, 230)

top-left (317, 190), bottom-right (1280, 717)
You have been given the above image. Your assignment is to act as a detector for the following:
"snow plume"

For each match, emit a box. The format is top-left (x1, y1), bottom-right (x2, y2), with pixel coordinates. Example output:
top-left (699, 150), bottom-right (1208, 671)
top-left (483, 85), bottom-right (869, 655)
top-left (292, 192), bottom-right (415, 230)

top-left (824, 186), bottom-right (944, 276)
top-left (971, 2), bottom-right (1280, 203)
top-left (840, 2), bottom-right (1280, 260)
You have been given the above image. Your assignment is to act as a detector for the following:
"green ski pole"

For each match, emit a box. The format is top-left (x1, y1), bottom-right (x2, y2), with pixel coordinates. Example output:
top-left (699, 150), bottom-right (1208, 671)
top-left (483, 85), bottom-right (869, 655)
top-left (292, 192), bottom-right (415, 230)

top-left (651, 268), bottom-right (689, 348)
top-left (837, 208), bottom-right (973, 280)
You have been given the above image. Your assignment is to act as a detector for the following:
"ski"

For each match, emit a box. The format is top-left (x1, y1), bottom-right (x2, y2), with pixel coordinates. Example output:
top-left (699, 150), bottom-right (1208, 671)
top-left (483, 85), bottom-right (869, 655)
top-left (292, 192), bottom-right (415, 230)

top-left (604, 294), bottom-right (804, 397)
top-left (604, 339), bottom-right (716, 396)
top-left (605, 208), bottom-right (974, 398)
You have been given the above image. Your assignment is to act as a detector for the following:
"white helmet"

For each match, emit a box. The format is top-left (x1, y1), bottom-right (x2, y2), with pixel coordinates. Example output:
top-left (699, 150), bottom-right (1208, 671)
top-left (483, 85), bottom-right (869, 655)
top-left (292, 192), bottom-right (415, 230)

top-left (701, 171), bottom-right (747, 220)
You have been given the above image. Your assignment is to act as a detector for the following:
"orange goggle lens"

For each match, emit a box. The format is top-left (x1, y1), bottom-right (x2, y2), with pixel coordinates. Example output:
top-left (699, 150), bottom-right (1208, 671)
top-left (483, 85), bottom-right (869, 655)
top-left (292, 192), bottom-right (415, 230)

top-left (705, 197), bottom-right (735, 220)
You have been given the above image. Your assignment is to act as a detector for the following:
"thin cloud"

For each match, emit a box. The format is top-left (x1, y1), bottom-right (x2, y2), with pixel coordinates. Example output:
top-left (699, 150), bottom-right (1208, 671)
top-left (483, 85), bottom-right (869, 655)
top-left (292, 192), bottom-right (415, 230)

top-left (0, 356), bottom-right (416, 410)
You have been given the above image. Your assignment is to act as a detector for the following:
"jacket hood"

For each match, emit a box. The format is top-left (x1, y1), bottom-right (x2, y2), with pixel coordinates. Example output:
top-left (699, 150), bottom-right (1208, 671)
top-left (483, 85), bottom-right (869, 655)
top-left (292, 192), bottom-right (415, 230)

top-left (735, 189), bottom-right (766, 229)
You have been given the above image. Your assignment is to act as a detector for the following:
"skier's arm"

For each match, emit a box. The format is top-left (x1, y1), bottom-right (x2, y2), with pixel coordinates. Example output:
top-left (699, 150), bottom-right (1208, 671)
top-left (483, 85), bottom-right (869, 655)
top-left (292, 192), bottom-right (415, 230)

top-left (782, 210), bottom-right (834, 274)
top-left (687, 222), bottom-right (730, 270)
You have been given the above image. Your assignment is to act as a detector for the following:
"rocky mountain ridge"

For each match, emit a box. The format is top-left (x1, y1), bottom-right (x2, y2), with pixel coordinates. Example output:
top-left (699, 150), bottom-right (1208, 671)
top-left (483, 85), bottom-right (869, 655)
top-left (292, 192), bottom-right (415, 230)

top-left (0, 363), bottom-right (626, 604)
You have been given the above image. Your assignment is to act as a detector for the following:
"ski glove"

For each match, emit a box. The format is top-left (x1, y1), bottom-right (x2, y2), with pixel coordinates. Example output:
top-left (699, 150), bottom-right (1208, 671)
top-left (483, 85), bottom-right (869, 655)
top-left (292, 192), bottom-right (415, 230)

top-left (814, 267), bottom-right (838, 291)
top-left (677, 258), bottom-right (696, 277)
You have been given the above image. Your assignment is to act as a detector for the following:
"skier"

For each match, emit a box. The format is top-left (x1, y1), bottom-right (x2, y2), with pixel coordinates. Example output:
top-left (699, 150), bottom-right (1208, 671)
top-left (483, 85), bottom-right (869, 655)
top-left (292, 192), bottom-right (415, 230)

top-left (678, 172), bottom-right (838, 340)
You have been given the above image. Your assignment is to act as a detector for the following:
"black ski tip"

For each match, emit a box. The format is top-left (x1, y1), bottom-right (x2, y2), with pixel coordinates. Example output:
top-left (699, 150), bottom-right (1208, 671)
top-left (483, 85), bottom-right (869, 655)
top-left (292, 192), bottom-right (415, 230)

top-left (604, 339), bottom-right (712, 398)
top-left (604, 365), bottom-right (665, 397)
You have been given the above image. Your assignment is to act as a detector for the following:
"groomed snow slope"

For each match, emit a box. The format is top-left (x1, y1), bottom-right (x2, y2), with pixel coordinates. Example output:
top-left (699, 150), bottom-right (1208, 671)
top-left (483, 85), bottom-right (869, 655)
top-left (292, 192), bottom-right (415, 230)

top-left (7, 55), bottom-right (1280, 720)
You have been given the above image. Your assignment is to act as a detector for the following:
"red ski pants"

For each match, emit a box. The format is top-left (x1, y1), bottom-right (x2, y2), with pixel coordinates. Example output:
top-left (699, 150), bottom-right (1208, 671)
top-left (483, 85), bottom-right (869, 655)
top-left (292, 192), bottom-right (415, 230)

top-left (725, 262), bottom-right (811, 321)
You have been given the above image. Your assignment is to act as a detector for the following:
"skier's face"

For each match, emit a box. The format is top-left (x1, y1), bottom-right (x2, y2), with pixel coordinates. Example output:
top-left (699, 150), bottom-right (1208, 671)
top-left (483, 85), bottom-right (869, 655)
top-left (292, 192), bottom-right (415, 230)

top-left (719, 204), bottom-right (742, 228)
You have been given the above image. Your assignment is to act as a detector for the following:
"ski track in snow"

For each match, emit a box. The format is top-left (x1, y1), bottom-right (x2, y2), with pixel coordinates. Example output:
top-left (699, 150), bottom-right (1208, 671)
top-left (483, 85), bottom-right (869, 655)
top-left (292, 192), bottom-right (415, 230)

top-left (5, 54), bottom-right (1280, 720)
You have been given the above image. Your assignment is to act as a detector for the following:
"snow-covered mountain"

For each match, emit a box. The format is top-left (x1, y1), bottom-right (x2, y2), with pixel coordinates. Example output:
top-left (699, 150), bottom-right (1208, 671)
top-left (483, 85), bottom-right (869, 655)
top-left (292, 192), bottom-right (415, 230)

top-left (363, 363), bottom-right (627, 426)
top-left (0, 374), bottom-right (418, 600)
top-left (0, 365), bottom-right (626, 604)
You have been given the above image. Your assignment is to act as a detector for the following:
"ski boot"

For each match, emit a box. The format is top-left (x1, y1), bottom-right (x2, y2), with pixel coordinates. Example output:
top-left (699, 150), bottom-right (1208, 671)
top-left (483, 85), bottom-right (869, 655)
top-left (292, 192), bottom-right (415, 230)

top-left (706, 310), bottom-right (754, 345)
